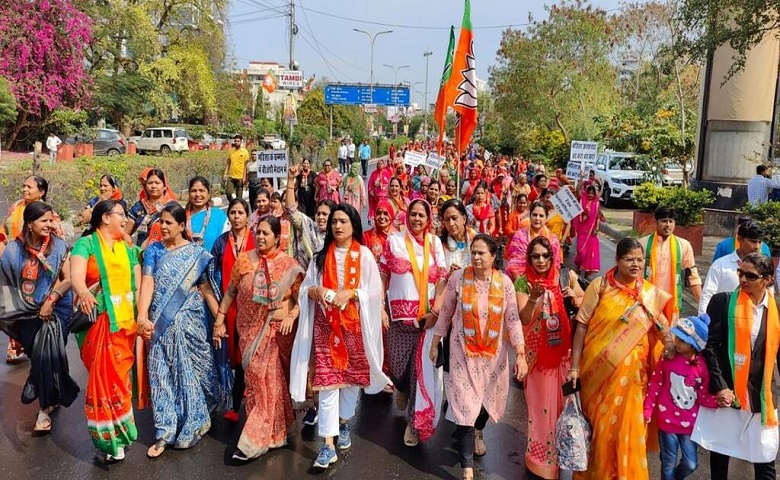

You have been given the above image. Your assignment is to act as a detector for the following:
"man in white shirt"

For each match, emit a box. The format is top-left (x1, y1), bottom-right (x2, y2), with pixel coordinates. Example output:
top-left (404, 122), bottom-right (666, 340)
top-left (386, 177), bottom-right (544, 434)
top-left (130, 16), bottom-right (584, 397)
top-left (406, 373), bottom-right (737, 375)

top-left (338, 138), bottom-right (348, 174)
top-left (347, 137), bottom-right (356, 168)
top-left (698, 220), bottom-right (765, 314)
top-left (46, 133), bottom-right (61, 164)
top-left (747, 165), bottom-right (780, 205)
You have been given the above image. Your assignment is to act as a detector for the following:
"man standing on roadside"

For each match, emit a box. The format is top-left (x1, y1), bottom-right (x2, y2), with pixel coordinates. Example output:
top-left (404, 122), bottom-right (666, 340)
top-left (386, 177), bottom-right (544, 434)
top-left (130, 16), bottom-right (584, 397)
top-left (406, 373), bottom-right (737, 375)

top-left (347, 137), bottom-right (356, 170)
top-left (338, 138), bottom-right (349, 174)
top-left (359, 139), bottom-right (371, 177)
top-left (699, 220), bottom-right (765, 314)
top-left (223, 134), bottom-right (249, 202)
top-left (747, 165), bottom-right (780, 205)
top-left (639, 207), bottom-right (702, 317)
top-left (46, 133), bottom-right (61, 164)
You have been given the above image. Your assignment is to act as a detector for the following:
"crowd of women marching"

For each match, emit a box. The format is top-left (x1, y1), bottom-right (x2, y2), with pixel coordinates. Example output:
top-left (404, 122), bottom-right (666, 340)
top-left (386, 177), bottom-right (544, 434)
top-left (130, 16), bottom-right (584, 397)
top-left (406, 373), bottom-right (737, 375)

top-left (0, 139), bottom-right (779, 480)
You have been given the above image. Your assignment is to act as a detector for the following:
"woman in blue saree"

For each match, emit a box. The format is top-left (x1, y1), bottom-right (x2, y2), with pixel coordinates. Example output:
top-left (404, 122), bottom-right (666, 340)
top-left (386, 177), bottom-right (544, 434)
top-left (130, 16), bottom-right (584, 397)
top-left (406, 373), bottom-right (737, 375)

top-left (135, 203), bottom-right (221, 458)
top-left (0, 201), bottom-right (78, 433)
top-left (185, 176), bottom-right (229, 252)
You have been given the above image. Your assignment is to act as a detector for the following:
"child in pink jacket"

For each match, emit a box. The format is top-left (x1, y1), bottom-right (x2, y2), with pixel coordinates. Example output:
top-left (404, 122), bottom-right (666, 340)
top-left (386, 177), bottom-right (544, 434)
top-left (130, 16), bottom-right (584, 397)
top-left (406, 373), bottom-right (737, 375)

top-left (644, 313), bottom-right (718, 480)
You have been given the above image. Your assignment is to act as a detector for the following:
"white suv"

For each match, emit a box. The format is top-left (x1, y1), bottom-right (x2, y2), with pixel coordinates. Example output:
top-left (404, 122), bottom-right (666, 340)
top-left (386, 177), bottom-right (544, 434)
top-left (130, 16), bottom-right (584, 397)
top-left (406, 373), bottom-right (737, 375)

top-left (133, 127), bottom-right (189, 154)
top-left (594, 152), bottom-right (649, 207)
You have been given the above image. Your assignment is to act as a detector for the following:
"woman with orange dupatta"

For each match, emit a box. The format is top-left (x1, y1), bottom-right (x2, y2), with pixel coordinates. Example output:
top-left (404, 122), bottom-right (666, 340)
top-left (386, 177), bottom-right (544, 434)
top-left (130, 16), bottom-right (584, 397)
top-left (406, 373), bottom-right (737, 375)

top-left (388, 176), bottom-right (410, 230)
top-left (213, 215), bottom-right (304, 461)
top-left (79, 174), bottom-right (126, 227)
top-left (70, 199), bottom-right (141, 463)
top-left (126, 168), bottom-right (179, 248)
top-left (0, 175), bottom-right (65, 362)
top-left (208, 198), bottom-right (255, 423)
top-left (516, 236), bottom-right (584, 479)
top-left (314, 160), bottom-right (341, 203)
top-left (465, 182), bottom-right (495, 235)
top-left (380, 199), bottom-right (447, 447)
top-left (363, 199), bottom-right (397, 262)
top-left (698, 253), bottom-right (780, 479)
top-left (368, 157), bottom-right (392, 222)
top-left (566, 237), bottom-right (676, 480)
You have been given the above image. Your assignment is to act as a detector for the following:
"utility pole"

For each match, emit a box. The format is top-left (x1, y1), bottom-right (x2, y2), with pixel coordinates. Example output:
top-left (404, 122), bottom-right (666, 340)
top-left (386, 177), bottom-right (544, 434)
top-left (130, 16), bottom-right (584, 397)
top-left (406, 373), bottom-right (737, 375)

top-left (353, 29), bottom-right (393, 100)
top-left (423, 50), bottom-right (433, 139)
top-left (288, 0), bottom-right (296, 149)
top-left (384, 64), bottom-right (409, 136)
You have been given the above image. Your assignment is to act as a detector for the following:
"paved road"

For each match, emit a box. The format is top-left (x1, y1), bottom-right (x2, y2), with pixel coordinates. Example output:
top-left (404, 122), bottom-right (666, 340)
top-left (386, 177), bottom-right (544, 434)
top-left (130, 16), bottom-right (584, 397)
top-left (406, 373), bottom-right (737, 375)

top-left (0, 161), bottom-right (773, 479)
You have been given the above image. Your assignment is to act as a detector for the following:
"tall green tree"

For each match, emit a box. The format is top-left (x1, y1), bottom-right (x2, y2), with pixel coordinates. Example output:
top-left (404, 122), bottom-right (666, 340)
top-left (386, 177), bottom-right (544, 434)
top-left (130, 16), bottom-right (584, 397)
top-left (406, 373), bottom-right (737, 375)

top-left (489, 0), bottom-right (619, 147)
top-left (0, 77), bottom-right (17, 131)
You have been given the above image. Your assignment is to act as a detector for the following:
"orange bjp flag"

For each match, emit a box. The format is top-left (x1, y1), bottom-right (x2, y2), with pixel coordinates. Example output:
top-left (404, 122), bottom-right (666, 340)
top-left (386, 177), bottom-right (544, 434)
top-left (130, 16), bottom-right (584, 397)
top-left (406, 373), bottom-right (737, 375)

top-left (433, 26), bottom-right (456, 154)
top-left (262, 70), bottom-right (278, 94)
top-left (448, 0), bottom-right (477, 156)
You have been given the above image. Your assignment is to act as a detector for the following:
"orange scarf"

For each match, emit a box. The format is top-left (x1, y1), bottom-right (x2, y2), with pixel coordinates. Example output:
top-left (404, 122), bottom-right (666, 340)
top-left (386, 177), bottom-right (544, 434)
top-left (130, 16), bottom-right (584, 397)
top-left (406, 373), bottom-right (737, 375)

top-left (461, 266), bottom-right (504, 357)
top-left (404, 231), bottom-right (430, 321)
top-left (728, 288), bottom-right (780, 426)
top-left (323, 240), bottom-right (361, 370)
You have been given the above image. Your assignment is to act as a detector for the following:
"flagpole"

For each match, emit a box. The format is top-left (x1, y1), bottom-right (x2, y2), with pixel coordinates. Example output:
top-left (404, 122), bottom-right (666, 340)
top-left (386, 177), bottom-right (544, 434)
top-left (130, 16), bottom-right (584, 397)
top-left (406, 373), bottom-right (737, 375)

top-left (456, 119), bottom-right (461, 200)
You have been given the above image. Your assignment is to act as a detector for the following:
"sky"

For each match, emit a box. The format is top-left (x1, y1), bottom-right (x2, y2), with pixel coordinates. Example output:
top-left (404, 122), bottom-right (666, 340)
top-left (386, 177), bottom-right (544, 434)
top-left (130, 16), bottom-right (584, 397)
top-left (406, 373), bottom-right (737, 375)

top-left (227, 0), bottom-right (625, 104)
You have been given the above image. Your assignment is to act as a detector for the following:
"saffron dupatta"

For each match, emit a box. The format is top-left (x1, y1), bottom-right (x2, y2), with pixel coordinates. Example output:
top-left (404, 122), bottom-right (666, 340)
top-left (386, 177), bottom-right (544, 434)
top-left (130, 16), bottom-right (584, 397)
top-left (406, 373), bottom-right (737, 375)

top-left (644, 233), bottom-right (683, 314)
top-left (727, 288), bottom-right (780, 426)
top-left (520, 261), bottom-right (571, 370)
top-left (322, 240), bottom-right (362, 370)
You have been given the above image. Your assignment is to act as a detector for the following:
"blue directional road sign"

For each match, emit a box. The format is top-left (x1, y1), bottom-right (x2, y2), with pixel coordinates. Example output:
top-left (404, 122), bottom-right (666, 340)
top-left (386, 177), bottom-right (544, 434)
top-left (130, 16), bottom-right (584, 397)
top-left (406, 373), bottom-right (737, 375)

top-left (324, 84), bottom-right (411, 106)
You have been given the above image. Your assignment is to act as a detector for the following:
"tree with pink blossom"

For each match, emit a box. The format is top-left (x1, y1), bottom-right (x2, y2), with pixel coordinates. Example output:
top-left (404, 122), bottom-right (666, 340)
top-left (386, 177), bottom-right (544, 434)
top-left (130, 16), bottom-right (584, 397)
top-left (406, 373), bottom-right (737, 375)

top-left (0, 0), bottom-right (92, 148)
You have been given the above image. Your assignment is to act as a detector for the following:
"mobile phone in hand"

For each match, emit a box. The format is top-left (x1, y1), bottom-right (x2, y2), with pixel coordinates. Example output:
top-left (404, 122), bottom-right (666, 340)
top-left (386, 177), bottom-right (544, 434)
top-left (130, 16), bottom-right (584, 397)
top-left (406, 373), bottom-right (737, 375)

top-left (561, 378), bottom-right (582, 396)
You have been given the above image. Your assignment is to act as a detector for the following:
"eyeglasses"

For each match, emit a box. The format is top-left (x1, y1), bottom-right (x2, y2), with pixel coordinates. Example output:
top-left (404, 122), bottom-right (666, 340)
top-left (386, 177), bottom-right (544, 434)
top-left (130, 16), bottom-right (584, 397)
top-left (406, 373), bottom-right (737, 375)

top-left (620, 257), bottom-right (644, 264)
top-left (324, 163), bottom-right (332, 167)
top-left (737, 269), bottom-right (762, 281)
top-left (107, 211), bottom-right (127, 218)
top-left (530, 253), bottom-right (551, 261)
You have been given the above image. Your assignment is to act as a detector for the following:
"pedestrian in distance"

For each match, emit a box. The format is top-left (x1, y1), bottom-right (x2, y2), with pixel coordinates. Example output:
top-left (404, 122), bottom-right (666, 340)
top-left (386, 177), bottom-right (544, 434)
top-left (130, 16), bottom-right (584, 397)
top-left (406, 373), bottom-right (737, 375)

top-left (359, 139), bottom-right (372, 177)
top-left (223, 134), bottom-right (249, 202)
top-left (430, 234), bottom-right (527, 480)
top-left (46, 133), bottom-right (61, 164)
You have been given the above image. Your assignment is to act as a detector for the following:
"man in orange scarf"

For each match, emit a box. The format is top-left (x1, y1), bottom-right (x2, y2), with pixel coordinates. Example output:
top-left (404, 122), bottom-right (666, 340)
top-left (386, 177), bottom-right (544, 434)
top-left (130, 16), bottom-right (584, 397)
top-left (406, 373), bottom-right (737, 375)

top-left (639, 207), bottom-right (701, 317)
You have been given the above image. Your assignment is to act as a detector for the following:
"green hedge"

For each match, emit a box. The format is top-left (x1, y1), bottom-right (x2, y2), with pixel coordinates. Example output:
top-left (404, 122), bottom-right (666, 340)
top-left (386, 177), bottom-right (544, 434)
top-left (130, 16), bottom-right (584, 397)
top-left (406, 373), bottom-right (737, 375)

top-left (0, 151), bottom-right (227, 220)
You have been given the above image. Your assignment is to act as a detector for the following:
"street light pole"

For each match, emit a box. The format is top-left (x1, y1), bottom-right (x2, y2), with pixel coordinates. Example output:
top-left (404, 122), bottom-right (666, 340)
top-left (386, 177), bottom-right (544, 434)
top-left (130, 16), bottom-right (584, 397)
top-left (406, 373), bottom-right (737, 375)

top-left (423, 50), bottom-right (433, 138)
top-left (383, 64), bottom-right (409, 135)
top-left (353, 29), bottom-right (393, 100)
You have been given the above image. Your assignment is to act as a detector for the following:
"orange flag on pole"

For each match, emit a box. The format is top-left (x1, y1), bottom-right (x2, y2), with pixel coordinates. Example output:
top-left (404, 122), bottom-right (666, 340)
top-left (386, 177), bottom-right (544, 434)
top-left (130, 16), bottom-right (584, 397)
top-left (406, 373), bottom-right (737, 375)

top-left (449, 0), bottom-right (478, 157)
top-left (262, 70), bottom-right (278, 93)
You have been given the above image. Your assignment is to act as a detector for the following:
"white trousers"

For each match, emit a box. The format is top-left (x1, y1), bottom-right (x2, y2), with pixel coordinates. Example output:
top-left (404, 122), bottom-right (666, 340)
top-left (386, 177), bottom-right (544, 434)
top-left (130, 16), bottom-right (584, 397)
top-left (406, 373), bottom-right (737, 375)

top-left (318, 386), bottom-right (360, 438)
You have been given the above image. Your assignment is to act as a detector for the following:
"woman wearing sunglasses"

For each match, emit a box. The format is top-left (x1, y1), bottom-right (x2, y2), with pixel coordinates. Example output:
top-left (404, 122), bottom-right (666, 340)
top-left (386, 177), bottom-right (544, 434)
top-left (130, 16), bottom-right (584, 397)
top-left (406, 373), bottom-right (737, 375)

top-left (698, 253), bottom-right (780, 479)
top-left (515, 236), bottom-right (584, 479)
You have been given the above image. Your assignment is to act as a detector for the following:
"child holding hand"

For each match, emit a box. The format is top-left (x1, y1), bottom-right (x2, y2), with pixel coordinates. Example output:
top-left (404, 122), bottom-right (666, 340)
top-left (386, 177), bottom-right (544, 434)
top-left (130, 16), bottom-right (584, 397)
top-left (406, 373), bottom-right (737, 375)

top-left (643, 313), bottom-right (718, 480)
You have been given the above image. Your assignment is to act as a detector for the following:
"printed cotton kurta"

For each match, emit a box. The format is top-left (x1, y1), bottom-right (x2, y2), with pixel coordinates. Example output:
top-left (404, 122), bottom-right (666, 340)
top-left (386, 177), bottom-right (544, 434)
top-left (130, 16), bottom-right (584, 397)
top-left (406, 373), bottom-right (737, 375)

top-left (434, 269), bottom-right (524, 426)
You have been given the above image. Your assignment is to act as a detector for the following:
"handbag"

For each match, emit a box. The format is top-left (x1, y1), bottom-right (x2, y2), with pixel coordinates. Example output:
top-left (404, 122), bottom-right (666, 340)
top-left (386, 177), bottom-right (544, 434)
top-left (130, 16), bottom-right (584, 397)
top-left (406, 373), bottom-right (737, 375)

top-left (68, 282), bottom-right (100, 333)
top-left (555, 392), bottom-right (592, 471)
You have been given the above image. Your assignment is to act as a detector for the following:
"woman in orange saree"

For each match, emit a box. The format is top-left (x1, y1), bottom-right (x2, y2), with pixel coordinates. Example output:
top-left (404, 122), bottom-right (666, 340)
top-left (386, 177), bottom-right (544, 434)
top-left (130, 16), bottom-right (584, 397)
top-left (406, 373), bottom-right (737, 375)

top-left (70, 200), bottom-right (141, 463)
top-left (567, 237), bottom-right (675, 480)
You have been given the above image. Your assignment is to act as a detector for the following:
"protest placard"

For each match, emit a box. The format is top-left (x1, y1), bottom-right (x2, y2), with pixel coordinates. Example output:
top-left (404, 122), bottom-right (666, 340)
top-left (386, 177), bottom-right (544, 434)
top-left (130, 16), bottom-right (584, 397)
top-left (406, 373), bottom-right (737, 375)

top-left (425, 153), bottom-right (445, 171)
top-left (550, 186), bottom-right (583, 223)
top-left (403, 150), bottom-right (426, 168)
top-left (255, 149), bottom-right (288, 178)
top-left (566, 141), bottom-right (599, 180)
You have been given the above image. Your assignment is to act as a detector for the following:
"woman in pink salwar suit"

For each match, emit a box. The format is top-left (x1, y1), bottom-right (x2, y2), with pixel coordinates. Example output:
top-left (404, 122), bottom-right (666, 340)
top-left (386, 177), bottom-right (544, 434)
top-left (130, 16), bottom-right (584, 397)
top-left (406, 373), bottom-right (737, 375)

top-left (572, 185), bottom-right (601, 276)
top-left (368, 158), bottom-right (392, 221)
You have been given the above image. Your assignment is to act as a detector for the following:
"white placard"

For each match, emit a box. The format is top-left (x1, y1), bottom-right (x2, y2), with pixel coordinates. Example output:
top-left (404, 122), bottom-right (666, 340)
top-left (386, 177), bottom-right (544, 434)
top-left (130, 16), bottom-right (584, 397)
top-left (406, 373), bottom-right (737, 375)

top-left (404, 150), bottom-right (427, 168)
top-left (567, 140), bottom-right (598, 180)
top-left (549, 187), bottom-right (583, 223)
top-left (425, 153), bottom-right (445, 170)
top-left (256, 149), bottom-right (289, 178)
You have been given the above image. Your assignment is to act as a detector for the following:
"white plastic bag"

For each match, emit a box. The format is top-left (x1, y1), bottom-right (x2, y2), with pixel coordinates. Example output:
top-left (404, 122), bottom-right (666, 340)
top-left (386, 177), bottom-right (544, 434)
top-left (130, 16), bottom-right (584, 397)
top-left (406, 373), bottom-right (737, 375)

top-left (555, 393), bottom-right (591, 471)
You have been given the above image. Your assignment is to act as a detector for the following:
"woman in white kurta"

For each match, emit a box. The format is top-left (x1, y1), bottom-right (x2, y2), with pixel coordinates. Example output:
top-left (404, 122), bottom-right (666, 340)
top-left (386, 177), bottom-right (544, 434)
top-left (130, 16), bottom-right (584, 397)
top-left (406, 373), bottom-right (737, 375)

top-left (290, 204), bottom-right (389, 471)
top-left (380, 198), bottom-right (448, 447)
top-left (430, 233), bottom-right (527, 480)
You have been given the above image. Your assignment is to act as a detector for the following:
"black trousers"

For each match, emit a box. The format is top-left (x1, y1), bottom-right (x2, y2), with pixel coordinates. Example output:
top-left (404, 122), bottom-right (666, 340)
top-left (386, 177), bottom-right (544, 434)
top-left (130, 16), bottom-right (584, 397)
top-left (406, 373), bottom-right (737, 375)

top-left (360, 158), bottom-right (368, 177)
top-left (453, 407), bottom-right (490, 468)
top-left (710, 451), bottom-right (776, 480)
top-left (247, 180), bottom-right (261, 210)
top-left (339, 158), bottom-right (348, 173)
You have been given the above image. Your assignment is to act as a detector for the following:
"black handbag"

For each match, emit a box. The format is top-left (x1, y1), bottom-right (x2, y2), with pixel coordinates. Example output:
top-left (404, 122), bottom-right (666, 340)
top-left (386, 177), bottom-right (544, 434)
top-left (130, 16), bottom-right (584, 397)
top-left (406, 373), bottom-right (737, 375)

top-left (68, 283), bottom-right (100, 333)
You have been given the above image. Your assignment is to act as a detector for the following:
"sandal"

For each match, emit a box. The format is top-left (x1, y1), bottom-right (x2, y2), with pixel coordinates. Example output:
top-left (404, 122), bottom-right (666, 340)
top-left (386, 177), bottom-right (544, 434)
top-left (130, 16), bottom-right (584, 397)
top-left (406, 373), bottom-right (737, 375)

top-left (463, 467), bottom-right (474, 480)
top-left (33, 409), bottom-right (52, 435)
top-left (474, 430), bottom-right (487, 456)
top-left (106, 446), bottom-right (125, 462)
top-left (146, 439), bottom-right (168, 458)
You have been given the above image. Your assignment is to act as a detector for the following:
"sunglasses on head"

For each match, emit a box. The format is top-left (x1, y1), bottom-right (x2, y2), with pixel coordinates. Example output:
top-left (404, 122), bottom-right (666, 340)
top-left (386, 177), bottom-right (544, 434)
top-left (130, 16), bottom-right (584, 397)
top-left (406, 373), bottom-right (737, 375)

top-left (737, 269), bottom-right (762, 281)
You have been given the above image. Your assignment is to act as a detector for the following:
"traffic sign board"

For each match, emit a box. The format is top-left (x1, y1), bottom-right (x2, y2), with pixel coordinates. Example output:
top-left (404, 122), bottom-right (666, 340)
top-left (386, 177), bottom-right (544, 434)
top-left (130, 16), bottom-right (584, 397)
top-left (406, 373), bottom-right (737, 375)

top-left (324, 84), bottom-right (411, 106)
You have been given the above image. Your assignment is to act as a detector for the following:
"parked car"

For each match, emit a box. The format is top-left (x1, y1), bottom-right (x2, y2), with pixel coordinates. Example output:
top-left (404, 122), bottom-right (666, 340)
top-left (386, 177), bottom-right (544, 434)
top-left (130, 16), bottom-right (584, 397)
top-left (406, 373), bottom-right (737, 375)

top-left (263, 134), bottom-right (286, 150)
top-left (186, 133), bottom-right (214, 150)
top-left (132, 127), bottom-right (189, 154)
top-left (594, 151), bottom-right (649, 207)
top-left (60, 128), bottom-right (127, 156)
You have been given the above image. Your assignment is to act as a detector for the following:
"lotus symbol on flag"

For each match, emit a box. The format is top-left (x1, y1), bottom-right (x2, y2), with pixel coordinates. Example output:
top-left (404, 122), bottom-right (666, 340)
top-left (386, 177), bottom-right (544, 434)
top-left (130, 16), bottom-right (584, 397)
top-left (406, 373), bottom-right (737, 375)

top-left (454, 42), bottom-right (477, 109)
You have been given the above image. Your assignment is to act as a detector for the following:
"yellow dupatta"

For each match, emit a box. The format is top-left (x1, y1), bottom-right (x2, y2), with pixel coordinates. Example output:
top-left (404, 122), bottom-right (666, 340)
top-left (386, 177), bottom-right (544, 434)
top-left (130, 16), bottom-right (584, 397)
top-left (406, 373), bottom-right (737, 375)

top-left (405, 231), bottom-right (430, 321)
top-left (93, 231), bottom-right (136, 332)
